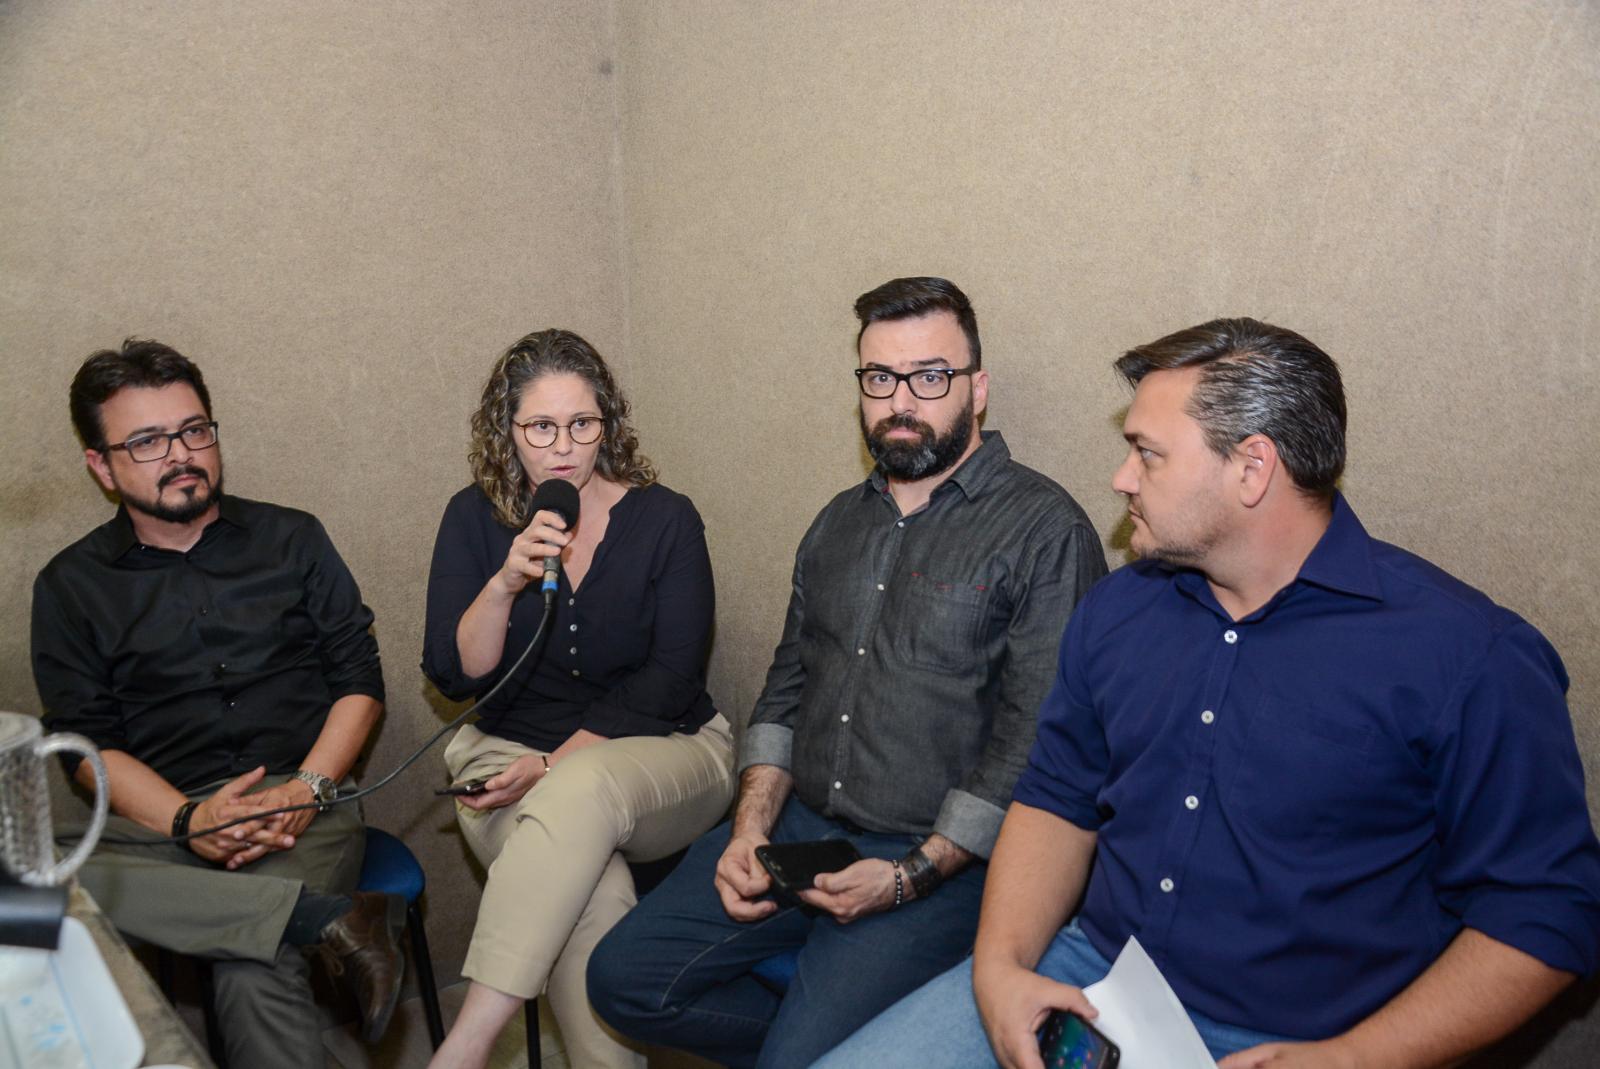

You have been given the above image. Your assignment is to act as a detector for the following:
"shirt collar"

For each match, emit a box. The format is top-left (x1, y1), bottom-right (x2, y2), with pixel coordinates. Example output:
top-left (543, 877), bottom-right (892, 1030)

top-left (1171, 491), bottom-right (1383, 613)
top-left (216, 494), bottom-right (249, 529)
top-left (105, 507), bottom-right (140, 558)
top-left (106, 494), bottom-right (246, 560)
top-left (1292, 492), bottom-right (1383, 601)
top-left (865, 430), bottom-right (1010, 501)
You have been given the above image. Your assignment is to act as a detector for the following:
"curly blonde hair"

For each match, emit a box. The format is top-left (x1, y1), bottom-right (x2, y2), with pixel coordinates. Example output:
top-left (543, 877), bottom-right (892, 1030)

top-left (469, 329), bottom-right (656, 528)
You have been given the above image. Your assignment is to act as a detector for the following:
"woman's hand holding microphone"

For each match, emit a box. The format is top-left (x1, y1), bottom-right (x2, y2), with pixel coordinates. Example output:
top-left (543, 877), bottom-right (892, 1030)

top-left (492, 508), bottom-right (573, 597)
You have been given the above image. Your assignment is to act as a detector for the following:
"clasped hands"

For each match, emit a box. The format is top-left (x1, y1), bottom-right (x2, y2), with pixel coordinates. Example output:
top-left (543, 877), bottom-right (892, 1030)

top-left (185, 766), bottom-right (319, 869)
top-left (714, 833), bottom-right (905, 924)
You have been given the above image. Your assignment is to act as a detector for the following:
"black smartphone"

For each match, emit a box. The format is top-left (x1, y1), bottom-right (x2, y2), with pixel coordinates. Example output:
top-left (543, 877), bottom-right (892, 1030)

top-left (754, 840), bottom-right (863, 906)
top-left (434, 776), bottom-right (491, 797)
top-left (1038, 1009), bottom-right (1120, 1069)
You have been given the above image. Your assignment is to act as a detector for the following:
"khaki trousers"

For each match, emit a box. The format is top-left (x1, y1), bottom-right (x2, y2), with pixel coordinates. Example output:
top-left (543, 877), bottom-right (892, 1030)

top-left (73, 773), bottom-right (364, 1069)
top-left (445, 715), bottom-right (734, 1069)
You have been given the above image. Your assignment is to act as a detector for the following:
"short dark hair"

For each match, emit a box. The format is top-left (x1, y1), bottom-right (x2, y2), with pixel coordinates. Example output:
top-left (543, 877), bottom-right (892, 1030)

top-left (1114, 318), bottom-right (1346, 500)
top-left (69, 338), bottom-right (213, 450)
top-left (853, 276), bottom-right (981, 370)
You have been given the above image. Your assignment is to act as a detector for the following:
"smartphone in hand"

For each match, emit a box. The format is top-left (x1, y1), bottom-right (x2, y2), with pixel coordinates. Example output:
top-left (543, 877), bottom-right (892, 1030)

top-left (754, 840), bottom-right (863, 909)
top-left (434, 776), bottom-right (491, 797)
top-left (1039, 1009), bottom-right (1120, 1069)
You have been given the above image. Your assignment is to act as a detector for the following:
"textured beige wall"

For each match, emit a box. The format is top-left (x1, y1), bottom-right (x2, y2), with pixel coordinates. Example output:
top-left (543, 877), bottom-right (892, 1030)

top-left (4, 0), bottom-right (1599, 1064)
top-left (0, 0), bottom-right (626, 1002)
top-left (612, 2), bottom-right (1600, 1065)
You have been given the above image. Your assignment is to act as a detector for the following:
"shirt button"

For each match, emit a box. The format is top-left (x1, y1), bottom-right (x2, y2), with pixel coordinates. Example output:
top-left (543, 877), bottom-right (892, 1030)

top-left (568, 598), bottom-right (575, 606)
top-left (1160, 877), bottom-right (1175, 893)
top-left (1201, 710), bottom-right (1215, 724)
top-left (1223, 629), bottom-right (1238, 644)
top-left (1184, 795), bottom-right (1199, 810)
top-left (833, 780), bottom-right (843, 790)
top-left (571, 669), bottom-right (580, 677)
top-left (569, 623), bottom-right (578, 632)
top-left (840, 714), bottom-right (850, 723)
top-left (569, 647), bottom-right (577, 655)
top-left (857, 647), bottom-right (866, 656)
top-left (199, 607), bottom-right (209, 616)
top-left (896, 521), bottom-right (905, 528)
top-left (876, 583), bottom-right (885, 591)
top-left (227, 701), bottom-right (236, 709)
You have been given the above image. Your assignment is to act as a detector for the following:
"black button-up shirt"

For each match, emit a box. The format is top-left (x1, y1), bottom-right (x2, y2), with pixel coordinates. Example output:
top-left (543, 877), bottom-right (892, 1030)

top-left (739, 432), bottom-right (1107, 857)
top-left (32, 496), bottom-right (384, 792)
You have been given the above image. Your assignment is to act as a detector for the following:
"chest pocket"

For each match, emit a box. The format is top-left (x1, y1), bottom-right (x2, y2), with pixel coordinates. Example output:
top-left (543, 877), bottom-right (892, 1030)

top-left (1224, 704), bottom-right (1375, 843)
top-left (891, 574), bottom-right (988, 674)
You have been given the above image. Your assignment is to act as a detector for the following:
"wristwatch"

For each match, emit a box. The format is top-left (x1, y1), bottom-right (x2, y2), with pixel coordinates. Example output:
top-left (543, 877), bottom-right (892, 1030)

top-left (291, 769), bottom-right (339, 812)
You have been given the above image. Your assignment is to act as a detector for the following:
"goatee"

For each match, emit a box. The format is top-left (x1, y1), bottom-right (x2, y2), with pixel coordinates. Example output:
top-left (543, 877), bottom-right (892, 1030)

top-left (124, 465), bottom-right (222, 524)
top-left (861, 401), bottom-right (974, 481)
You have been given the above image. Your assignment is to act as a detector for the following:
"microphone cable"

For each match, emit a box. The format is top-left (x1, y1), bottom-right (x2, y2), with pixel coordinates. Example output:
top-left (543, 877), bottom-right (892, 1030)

top-left (78, 589), bottom-right (556, 849)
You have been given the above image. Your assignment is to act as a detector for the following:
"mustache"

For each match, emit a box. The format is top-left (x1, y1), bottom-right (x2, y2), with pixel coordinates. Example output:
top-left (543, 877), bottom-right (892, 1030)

top-left (872, 413), bottom-right (935, 438)
top-left (159, 466), bottom-right (211, 490)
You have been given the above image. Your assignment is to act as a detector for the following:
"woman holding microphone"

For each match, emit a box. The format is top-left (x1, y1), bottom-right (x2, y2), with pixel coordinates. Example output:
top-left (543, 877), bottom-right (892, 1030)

top-left (423, 329), bottom-right (734, 1069)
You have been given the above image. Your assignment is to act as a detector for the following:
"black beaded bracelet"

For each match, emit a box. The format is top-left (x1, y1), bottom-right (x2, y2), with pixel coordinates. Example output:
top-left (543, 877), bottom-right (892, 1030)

top-left (891, 860), bottom-right (905, 908)
top-left (900, 847), bottom-right (943, 899)
top-left (171, 800), bottom-right (199, 839)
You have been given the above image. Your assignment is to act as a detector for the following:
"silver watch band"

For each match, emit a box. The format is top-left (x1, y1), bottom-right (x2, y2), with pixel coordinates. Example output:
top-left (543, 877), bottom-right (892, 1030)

top-left (291, 769), bottom-right (338, 811)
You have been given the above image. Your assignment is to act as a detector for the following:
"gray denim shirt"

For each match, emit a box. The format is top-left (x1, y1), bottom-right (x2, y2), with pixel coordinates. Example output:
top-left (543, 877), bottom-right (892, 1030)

top-left (739, 431), bottom-right (1107, 857)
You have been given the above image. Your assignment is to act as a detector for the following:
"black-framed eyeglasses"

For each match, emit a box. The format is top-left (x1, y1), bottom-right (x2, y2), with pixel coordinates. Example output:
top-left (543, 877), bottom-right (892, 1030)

top-left (514, 417), bottom-right (604, 449)
top-left (855, 366), bottom-right (976, 401)
top-left (104, 421), bottom-right (219, 463)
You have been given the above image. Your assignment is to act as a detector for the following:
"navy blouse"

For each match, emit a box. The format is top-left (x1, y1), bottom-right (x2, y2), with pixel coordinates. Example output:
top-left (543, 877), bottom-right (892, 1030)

top-left (422, 483), bottom-right (717, 750)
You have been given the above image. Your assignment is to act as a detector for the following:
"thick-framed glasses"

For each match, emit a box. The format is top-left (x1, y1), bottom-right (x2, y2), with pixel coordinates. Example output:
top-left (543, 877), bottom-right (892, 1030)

top-left (104, 421), bottom-right (219, 463)
top-left (855, 367), bottom-right (975, 401)
top-left (514, 416), bottom-right (604, 449)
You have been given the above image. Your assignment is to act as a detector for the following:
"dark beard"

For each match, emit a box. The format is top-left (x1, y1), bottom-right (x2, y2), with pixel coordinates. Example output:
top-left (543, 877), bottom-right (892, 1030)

top-left (860, 400), bottom-right (974, 481)
top-left (122, 465), bottom-right (222, 524)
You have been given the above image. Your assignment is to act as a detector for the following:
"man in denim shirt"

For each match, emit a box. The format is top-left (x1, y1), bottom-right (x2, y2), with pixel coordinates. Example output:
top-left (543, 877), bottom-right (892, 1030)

top-left (589, 277), bottom-right (1106, 1068)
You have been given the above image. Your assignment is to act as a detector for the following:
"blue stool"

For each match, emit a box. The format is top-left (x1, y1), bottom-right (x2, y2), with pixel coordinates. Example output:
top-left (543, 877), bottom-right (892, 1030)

top-left (359, 827), bottom-right (446, 1049)
top-left (752, 949), bottom-right (799, 992)
top-left (156, 827), bottom-right (443, 1065)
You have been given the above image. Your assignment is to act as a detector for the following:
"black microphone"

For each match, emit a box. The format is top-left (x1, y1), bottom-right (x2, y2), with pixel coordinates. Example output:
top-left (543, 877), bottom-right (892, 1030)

top-left (530, 478), bottom-right (580, 597)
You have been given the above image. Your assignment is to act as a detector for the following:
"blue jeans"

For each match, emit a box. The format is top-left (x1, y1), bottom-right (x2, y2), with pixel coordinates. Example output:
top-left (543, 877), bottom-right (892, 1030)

top-left (812, 920), bottom-right (1291, 1067)
top-left (587, 798), bottom-right (987, 1069)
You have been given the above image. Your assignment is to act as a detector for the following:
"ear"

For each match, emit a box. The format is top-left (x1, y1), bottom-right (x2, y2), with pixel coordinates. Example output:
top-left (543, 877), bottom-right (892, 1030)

top-left (970, 369), bottom-right (990, 418)
top-left (1236, 435), bottom-right (1278, 508)
top-left (85, 448), bottom-right (116, 494)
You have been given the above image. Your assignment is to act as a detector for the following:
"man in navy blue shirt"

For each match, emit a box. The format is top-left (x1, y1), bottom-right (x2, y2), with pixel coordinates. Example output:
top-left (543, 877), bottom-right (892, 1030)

top-left (816, 318), bottom-right (1600, 1068)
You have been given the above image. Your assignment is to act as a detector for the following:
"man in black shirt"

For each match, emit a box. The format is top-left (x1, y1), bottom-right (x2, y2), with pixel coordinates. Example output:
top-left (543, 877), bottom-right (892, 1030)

top-left (31, 340), bottom-right (403, 1067)
top-left (589, 278), bottom-right (1108, 1068)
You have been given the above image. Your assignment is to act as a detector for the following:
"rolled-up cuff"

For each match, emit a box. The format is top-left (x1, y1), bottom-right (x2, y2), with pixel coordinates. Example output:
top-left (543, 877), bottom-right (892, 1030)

top-left (933, 789), bottom-right (1007, 859)
top-left (330, 683), bottom-right (386, 705)
top-left (1012, 765), bottom-right (1104, 833)
top-left (1464, 897), bottom-right (1600, 977)
top-left (419, 633), bottom-right (495, 703)
top-left (737, 723), bottom-right (793, 774)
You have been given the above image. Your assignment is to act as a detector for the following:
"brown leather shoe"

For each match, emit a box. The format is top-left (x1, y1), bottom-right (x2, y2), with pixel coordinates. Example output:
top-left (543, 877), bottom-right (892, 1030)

top-left (318, 890), bottom-right (406, 1043)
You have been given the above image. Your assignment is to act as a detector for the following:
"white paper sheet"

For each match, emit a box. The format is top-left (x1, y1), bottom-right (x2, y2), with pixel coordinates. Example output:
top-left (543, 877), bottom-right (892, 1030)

top-left (1081, 936), bottom-right (1216, 1069)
